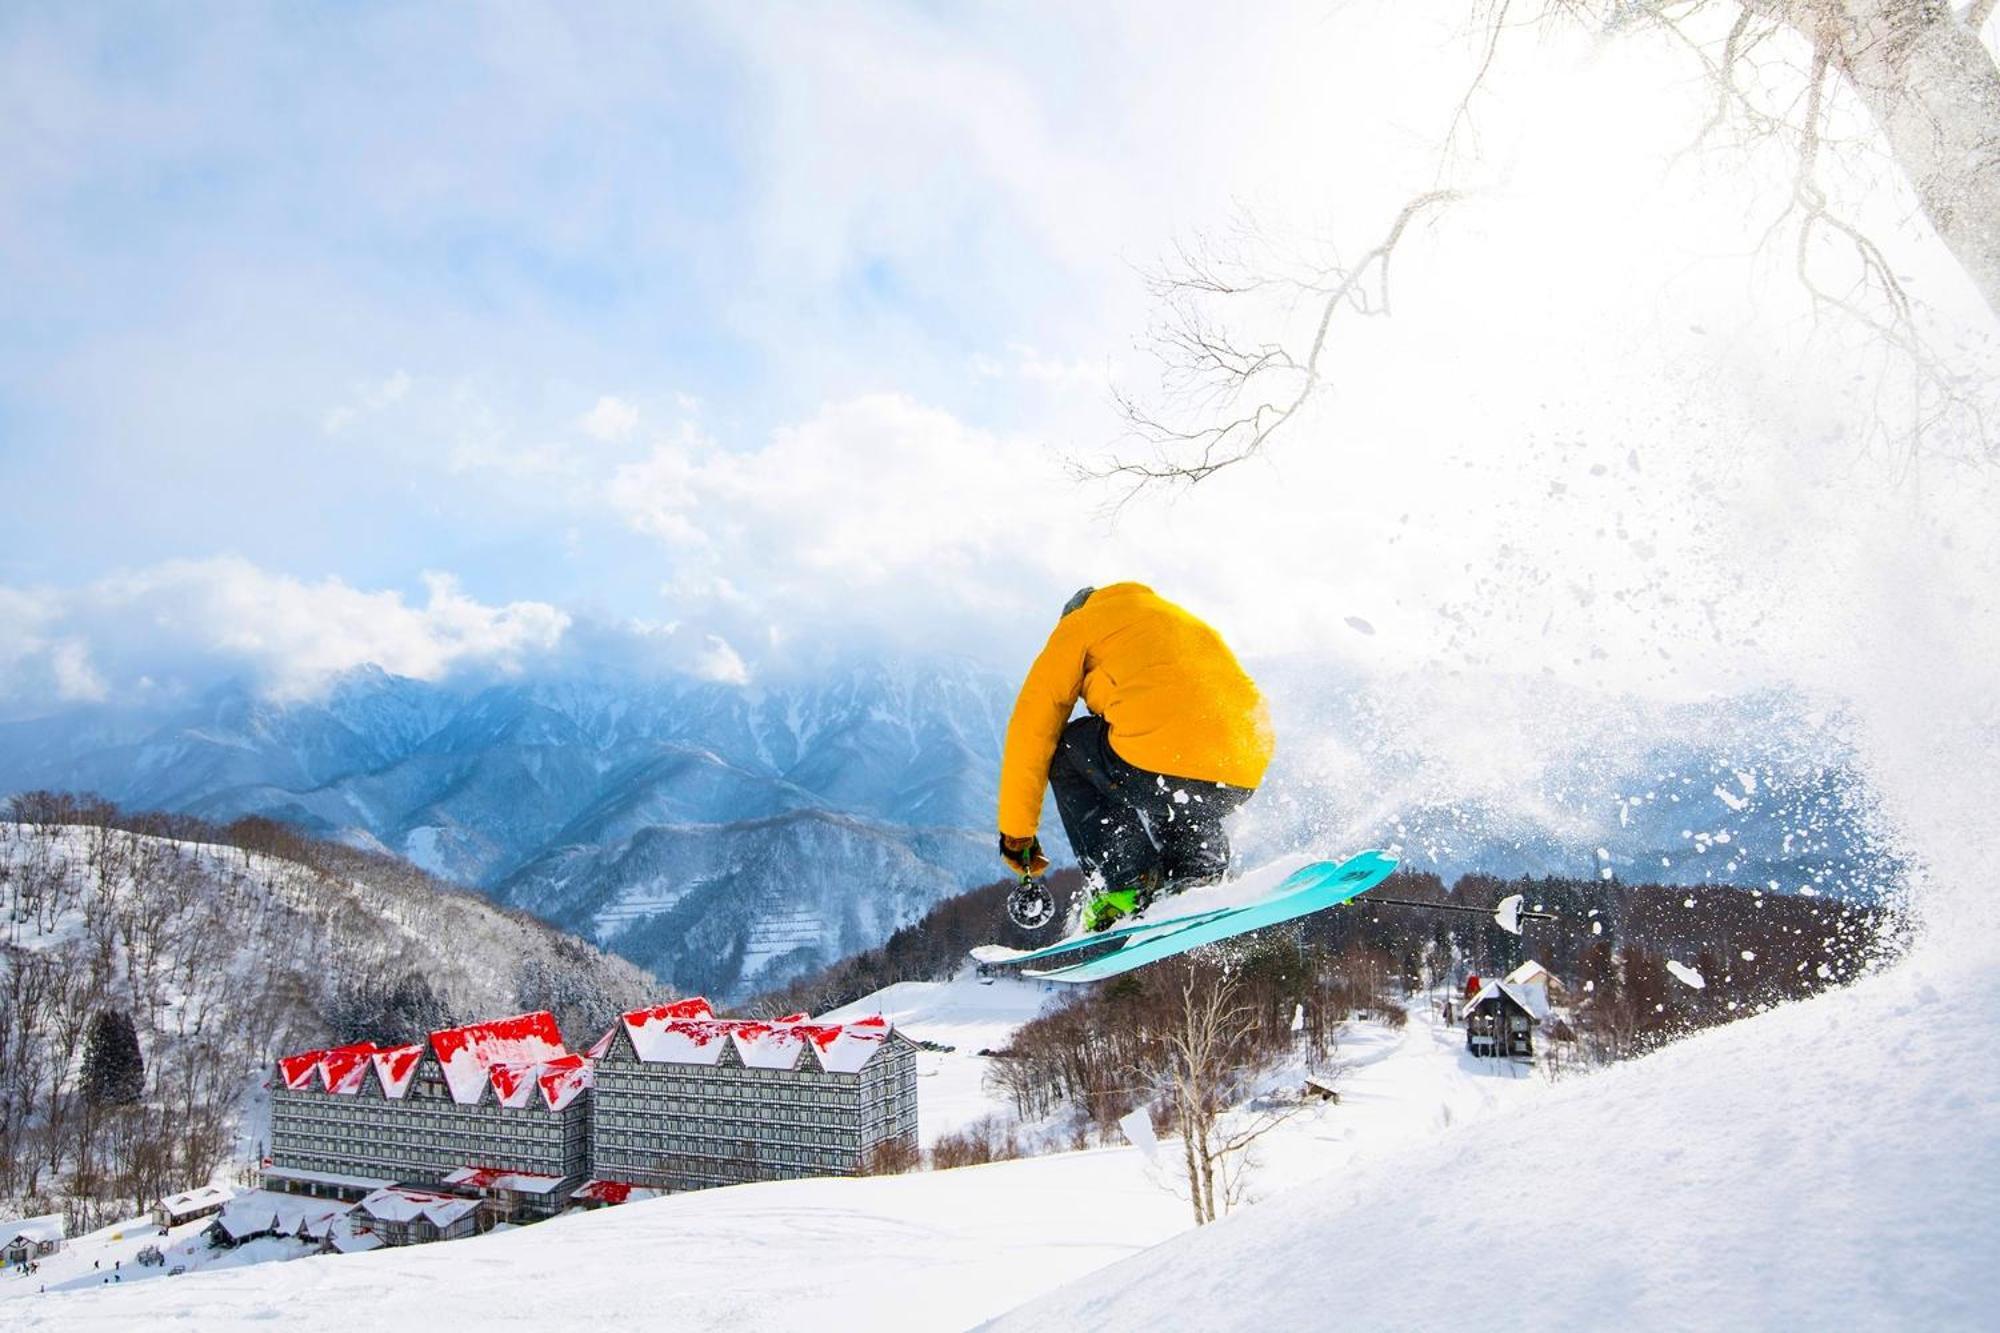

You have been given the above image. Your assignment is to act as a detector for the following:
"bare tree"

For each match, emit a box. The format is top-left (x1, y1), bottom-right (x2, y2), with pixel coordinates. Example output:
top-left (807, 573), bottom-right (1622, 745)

top-left (1103, 1), bottom-right (2000, 488)
top-left (1103, 192), bottom-right (1457, 494)
top-left (1157, 966), bottom-right (1300, 1225)
top-left (1691, 0), bottom-right (2000, 310)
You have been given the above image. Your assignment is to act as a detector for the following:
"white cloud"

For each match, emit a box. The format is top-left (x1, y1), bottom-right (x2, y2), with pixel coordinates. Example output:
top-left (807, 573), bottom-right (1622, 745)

top-left (579, 395), bottom-right (640, 442)
top-left (692, 634), bottom-right (749, 686)
top-left (48, 640), bottom-right (107, 702)
top-left (616, 395), bottom-right (999, 579)
top-left (0, 587), bottom-right (60, 701)
top-left (322, 371), bottom-right (412, 436)
top-left (0, 558), bottom-right (569, 708)
top-left (0, 587), bottom-right (52, 659)
top-left (970, 344), bottom-right (1109, 390)
top-left (554, 615), bottom-right (761, 687)
top-left (606, 394), bottom-right (1090, 651)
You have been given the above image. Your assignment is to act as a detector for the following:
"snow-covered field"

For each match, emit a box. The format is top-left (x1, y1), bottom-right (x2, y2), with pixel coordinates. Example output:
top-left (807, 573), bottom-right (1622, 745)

top-left (8, 947), bottom-right (1990, 1331)
top-left (824, 972), bottom-right (1065, 1147)
top-left (993, 953), bottom-right (2000, 1331)
top-left (0, 972), bottom-right (1552, 1330)
top-left (0, 1204), bottom-right (317, 1300)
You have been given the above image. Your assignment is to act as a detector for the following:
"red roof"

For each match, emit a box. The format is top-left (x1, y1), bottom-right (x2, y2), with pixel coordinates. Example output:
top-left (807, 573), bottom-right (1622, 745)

top-left (616, 999), bottom-right (895, 1072)
top-left (428, 1011), bottom-right (584, 1109)
top-left (571, 1179), bottom-right (663, 1206)
top-left (622, 997), bottom-right (717, 1024)
top-left (276, 1010), bottom-right (590, 1110)
top-left (372, 1044), bottom-right (423, 1097)
top-left (279, 1041), bottom-right (386, 1093)
top-left (274, 999), bottom-right (890, 1106)
top-left (277, 1048), bottom-right (325, 1090)
top-left (443, 1165), bottom-right (565, 1194)
top-left (430, 1011), bottom-right (564, 1076)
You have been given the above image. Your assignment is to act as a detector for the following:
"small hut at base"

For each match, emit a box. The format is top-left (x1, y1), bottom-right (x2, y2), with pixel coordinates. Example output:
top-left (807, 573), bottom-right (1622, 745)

top-left (2, 1217), bottom-right (63, 1266)
top-left (153, 1185), bottom-right (233, 1229)
top-left (1464, 977), bottom-right (1550, 1058)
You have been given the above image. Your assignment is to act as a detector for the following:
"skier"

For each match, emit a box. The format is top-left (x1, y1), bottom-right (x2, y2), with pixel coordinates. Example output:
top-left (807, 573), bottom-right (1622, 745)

top-left (997, 583), bottom-right (1274, 931)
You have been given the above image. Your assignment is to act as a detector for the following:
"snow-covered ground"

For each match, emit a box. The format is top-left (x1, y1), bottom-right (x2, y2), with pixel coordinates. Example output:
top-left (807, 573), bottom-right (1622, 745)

top-left (11, 951), bottom-right (1988, 1331)
top-left (992, 953), bottom-right (2000, 1331)
top-left (1, 976), bottom-right (1548, 1330)
top-left (0, 1200), bottom-right (328, 1301)
top-left (824, 971), bottom-right (1064, 1146)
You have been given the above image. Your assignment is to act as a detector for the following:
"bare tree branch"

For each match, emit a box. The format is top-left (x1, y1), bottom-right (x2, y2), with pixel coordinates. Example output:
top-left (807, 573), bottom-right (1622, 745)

top-left (1094, 0), bottom-right (1998, 493)
top-left (1089, 190), bottom-right (1457, 497)
top-left (1439, 0), bottom-right (1522, 176)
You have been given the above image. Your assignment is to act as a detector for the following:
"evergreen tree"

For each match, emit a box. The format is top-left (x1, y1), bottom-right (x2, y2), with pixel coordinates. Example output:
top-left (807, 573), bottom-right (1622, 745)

top-left (515, 947), bottom-right (618, 1044)
top-left (327, 971), bottom-right (456, 1045)
top-left (80, 1009), bottom-right (145, 1106)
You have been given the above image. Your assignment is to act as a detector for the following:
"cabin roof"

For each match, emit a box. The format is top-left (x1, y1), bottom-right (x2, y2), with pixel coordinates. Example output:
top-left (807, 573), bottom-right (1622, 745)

top-left (1466, 978), bottom-right (1551, 1022)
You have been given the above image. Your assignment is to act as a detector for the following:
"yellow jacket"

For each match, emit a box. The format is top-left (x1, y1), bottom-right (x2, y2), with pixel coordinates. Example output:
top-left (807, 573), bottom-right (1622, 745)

top-left (998, 583), bottom-right (1274, 838)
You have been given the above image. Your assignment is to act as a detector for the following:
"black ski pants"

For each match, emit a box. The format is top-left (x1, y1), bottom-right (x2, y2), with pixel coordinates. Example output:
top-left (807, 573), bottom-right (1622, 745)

top-left (1047, 714), bottom-right (1254, 893)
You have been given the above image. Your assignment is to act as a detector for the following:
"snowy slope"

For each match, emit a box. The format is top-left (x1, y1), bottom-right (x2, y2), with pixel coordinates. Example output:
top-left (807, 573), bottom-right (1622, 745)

top-left (0, 989), bottom-right (1543, 1330)
top-left (4, 1146), bottom-right (1181, 1331)
top-left (824, 971), bottom-right (1062, 1146)
top-left (990, 955), bottom-right (2000, 1331)
top-left (0, 1201), bottom-right (335, 1299)
top-left (0, 819), bottom-right (654, 1210)
top-left (9, 885), bottom-right (1980, 1331)
top-left (0, 822), bottom-right (652, 1031)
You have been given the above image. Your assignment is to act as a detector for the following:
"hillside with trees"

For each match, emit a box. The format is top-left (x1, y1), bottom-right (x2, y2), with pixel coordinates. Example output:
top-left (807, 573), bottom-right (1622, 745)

top-left (0, 792), bottom-right (655, 1233)
top-left (765, 864), bottom-right (1893, 1017)
top-left (762, 861), bottom-right (1900, 1161)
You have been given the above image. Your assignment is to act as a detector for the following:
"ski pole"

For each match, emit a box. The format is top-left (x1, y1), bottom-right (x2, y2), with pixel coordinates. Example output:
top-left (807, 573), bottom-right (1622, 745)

top-left (1360, 893), bottom-right (1560, 933)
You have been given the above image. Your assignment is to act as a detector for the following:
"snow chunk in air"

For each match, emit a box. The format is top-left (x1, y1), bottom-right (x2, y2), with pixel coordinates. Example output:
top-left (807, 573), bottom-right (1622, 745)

top-left (1667, 960), bottom-right (1707, 989)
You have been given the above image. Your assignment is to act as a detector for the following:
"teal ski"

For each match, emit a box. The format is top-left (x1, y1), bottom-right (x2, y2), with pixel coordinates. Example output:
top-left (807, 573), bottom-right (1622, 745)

top-left (969, 851), bottom-right (1398, 983)
top-left (1026, 850), bottom-right (1396, 982)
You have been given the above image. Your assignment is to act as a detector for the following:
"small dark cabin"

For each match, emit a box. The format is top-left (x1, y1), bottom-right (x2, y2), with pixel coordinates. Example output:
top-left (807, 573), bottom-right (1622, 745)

top-left (1464, 979), bottom-right (1541, 1058)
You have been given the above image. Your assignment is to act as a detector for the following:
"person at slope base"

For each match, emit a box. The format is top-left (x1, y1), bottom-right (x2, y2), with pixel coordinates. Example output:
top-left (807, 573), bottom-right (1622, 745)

top-left (996, 583), bottom-right (1275, 933)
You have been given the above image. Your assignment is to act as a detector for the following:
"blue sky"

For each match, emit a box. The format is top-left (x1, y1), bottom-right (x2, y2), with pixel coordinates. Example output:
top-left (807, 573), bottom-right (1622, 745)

top-left (3, 4), bottom-right (992, 585)
top-left (3, 2), bottom-right (1993, 717)
top-left (5, 0), bottom-right (1331, 707)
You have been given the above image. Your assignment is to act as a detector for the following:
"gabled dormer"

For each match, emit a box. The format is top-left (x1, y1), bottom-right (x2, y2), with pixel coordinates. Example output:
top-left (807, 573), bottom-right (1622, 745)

top-left (597, 1023), bottom-right (641, 1064)
top-left (404, 1052), bottom-right (452, 1102)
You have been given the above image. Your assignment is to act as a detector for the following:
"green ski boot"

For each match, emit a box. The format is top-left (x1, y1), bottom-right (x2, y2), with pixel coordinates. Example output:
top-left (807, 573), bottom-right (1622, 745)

top-left (1081, 871), bottom-right (1162, 933)
top-left (1081, 887), bottom-right (1140, 933)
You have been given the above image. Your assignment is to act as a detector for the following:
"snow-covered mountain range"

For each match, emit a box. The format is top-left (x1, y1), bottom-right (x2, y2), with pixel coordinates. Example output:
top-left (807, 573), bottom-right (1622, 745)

top-left (0, 660), bottom-right (1016, 996)
top-left (0, 658), bottom-right (1890, 996)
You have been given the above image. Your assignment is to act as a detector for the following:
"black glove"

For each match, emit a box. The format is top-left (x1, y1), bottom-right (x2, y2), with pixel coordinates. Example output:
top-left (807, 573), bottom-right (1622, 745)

top-left (999, 833), bottom-right (1049, 877)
